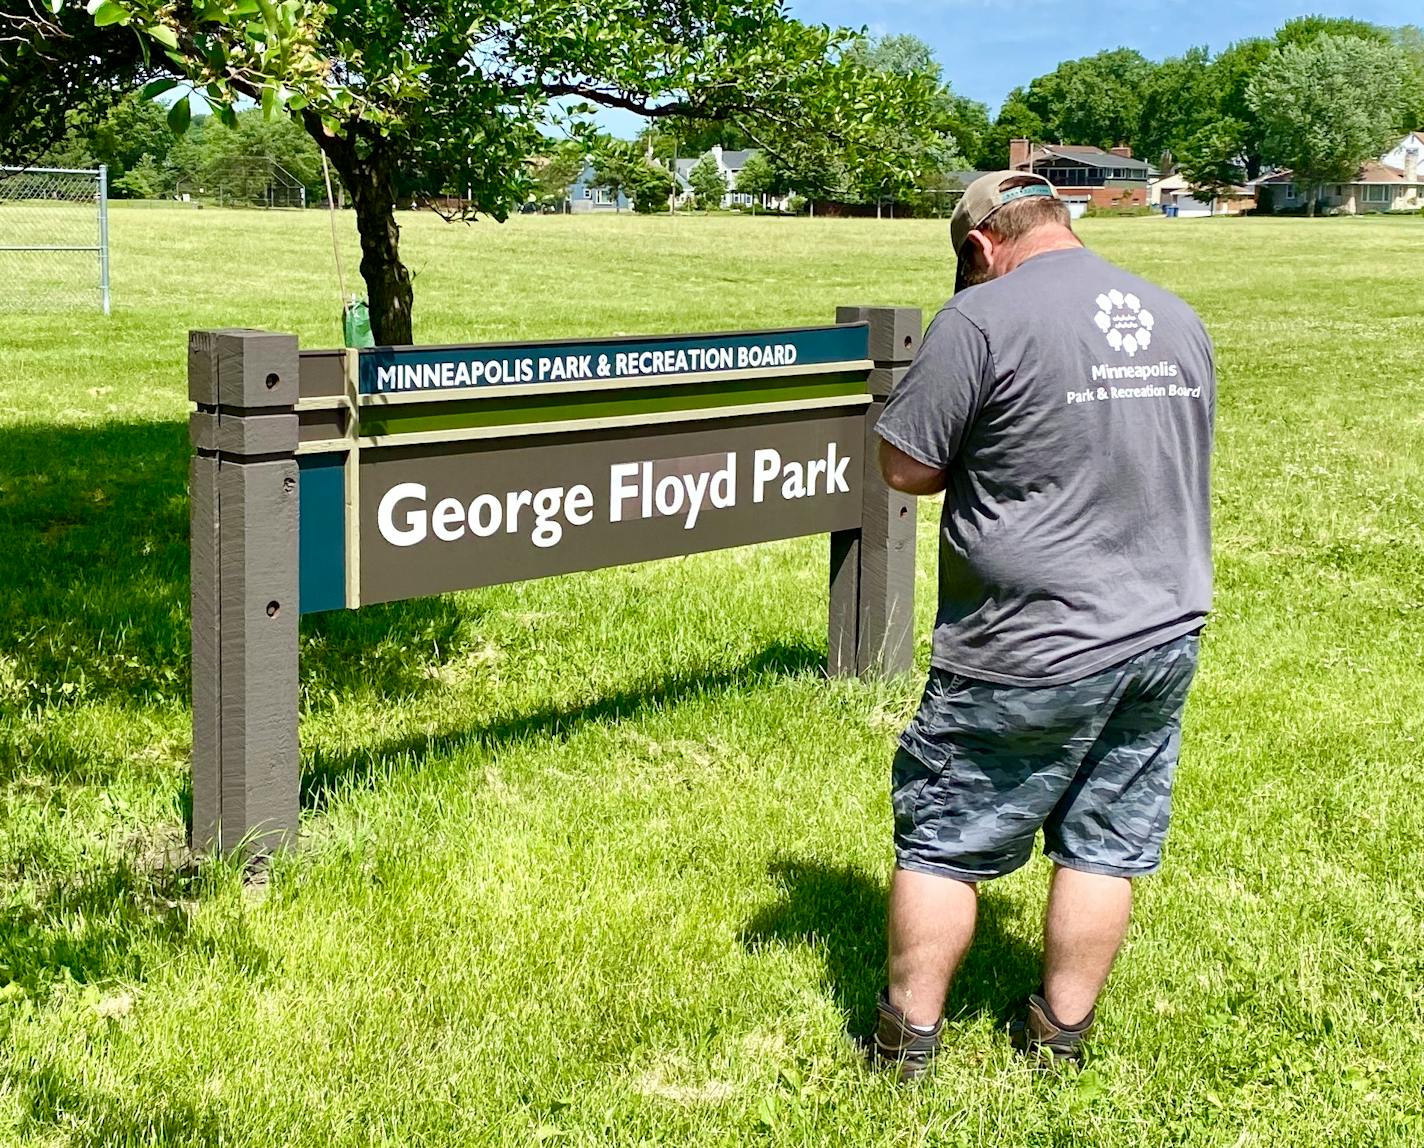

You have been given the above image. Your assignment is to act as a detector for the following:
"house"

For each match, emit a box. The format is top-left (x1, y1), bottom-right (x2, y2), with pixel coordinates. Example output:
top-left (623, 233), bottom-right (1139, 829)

top-left (1148, 172), bottom-right (1256, 216)
top-left (1380, 130), bottom-right (1424, 174)
top-left (567, 163), bottom-right (629, 213)
top-left (675, 145), bottom-right (790, 210)
top-left (1257, 157), bottom-right (1422, 214)
top-left (1009, 139), bottom-right (1154, 210)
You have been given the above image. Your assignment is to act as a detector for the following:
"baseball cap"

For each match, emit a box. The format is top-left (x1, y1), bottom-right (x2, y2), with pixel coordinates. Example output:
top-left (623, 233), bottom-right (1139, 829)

top-left (950, 170), bottom-right (1059, 292)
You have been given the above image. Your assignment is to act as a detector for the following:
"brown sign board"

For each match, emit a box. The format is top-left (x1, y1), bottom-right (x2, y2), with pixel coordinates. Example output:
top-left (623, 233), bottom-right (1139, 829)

top-left (357, 408), bottom-right (866, 605)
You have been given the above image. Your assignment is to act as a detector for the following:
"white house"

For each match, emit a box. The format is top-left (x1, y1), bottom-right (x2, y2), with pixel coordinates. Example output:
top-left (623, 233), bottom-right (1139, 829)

top-left (1380, 131), bottom-right (1424, 174)
top-left (675, 145), bottom-right (789, 210)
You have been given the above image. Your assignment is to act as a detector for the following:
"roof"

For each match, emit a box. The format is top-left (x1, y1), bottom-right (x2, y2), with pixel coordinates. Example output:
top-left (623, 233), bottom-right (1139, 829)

top-left (1260, 163), bottom-right (1415, 186)
top-left (719, 150), bottom-right (755, 171)
top-left (1356, 162), bottom-right (1409, 184)
top-left (1035, 145), bottom-right (1151, 173)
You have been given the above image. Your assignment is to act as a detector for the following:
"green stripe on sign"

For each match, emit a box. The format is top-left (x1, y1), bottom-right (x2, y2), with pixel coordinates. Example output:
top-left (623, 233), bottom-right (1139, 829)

top-left (360, 374), bottom-right (869, 438)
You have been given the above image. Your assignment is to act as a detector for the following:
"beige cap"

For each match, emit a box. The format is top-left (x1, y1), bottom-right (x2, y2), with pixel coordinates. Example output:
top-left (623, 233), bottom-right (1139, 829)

top-left (951, 170), bottom-right (1059, 291)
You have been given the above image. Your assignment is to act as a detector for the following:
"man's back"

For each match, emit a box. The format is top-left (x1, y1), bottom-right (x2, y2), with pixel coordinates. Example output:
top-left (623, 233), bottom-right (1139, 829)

top-left (877, 245), bottom-right (1215, 685)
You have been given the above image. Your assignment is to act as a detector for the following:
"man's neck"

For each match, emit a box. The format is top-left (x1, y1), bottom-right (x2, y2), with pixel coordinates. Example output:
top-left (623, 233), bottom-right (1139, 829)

top-left (998, 227), bottom-right (1083, 277)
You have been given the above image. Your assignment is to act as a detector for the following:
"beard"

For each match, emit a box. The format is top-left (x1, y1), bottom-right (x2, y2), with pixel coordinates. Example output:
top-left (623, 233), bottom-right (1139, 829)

top-left (962, 258), bottom-right (994, 287)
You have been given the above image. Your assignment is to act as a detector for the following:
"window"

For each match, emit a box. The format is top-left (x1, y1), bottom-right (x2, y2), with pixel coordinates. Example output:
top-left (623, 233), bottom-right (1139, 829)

top-left (1364, 184), bottom-right (1392, 204)
top-left (1283, 183), bottom-right (1297, 200)
top-left (582, 186), bottom-right (591, 199)
top-left (593, 187), bottom-right (615, 205)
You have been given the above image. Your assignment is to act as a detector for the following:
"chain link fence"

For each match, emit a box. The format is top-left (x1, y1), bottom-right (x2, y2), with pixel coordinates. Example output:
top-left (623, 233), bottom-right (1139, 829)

top-left (0, 166), bottom-right (110, 314)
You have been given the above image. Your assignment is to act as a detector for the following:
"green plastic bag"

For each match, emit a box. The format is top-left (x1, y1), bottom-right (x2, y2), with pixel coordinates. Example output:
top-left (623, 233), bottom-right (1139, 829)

top-left (343, 298), bottom-right (375, 348)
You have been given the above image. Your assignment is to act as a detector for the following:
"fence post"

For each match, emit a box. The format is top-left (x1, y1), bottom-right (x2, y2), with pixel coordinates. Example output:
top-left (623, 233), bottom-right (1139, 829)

top-left (189, 329), bottom-right (301, 858)
top-left (828, 305), bottom-right (922, 678)
top-left (97, 165), bottom-right (110, 316)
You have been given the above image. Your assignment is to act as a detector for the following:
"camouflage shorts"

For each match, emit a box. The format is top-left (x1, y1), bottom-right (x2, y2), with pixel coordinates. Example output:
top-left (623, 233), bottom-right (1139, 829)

top-left (893, 632), bottom-right (1201, 881)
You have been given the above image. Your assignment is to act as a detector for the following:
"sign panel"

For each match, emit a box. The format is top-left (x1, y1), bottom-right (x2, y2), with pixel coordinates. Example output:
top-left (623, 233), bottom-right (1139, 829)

top-left (357, 409), bottom-right (866, 604)
top-left (359, 324), bottom-right (869, 397)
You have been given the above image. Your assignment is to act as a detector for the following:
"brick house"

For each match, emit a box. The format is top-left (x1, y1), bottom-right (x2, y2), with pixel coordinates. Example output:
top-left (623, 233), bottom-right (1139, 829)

top-left (1009, 139), bottom-right (1154, 210)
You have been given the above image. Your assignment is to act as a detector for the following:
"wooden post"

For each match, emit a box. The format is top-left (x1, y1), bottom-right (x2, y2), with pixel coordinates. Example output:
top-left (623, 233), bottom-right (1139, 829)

top-left (189, 329), bottom-right (301, 858)
top-left (828, 306), bottom-right (922, 678)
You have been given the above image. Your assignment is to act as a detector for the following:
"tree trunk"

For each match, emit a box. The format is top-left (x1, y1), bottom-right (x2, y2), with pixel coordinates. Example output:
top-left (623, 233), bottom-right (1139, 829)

top-left (305, 123), bottom-right (414, 346)
top-left (1306, 183), bottom-right (1317, 218)
top-left (350, 170), bottom-right (414, 345)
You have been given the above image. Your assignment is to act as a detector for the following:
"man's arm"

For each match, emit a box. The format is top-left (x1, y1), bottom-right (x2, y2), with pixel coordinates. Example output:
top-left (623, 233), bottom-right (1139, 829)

top-left (880, 439), bottom-right (949, 495)
top-left (873, 307), bottom-right (991, 494)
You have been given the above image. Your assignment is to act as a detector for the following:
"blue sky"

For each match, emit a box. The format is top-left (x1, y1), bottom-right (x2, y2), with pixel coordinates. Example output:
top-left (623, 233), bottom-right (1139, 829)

top-left (790, 1), bottom-right (1419, 112)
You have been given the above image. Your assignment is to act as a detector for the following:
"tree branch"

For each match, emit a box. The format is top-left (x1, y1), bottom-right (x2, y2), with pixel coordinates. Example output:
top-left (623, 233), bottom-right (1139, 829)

top-left (538, 81), bottom-right (706, 119)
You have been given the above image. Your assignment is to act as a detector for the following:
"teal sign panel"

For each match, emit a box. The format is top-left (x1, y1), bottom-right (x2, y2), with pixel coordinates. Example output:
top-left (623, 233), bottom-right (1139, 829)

top-left (359, 324), bottom-right (869, 397)
top-left (298, 454), bottom-right (346, 614)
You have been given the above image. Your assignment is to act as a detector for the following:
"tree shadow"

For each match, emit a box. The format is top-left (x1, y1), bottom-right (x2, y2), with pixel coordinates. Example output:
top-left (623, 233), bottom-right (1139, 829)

top-left (740, 860), bottom-right (1043, 1037)
top-left (19, 1061), bottom-right (224, 1145)
top-left (300, 638), bottom-right (825, 811)
top-left (0, 853), bottom-right (272, 1000)
top-left (0, 420), bottom-right (491, 786)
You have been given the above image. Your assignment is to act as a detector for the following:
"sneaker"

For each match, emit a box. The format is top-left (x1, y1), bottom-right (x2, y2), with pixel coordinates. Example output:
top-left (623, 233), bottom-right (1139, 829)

top-left (1008, 992), bottom-right (1093, 1068)
top-left (868, 991), bottom-right (943, 1082)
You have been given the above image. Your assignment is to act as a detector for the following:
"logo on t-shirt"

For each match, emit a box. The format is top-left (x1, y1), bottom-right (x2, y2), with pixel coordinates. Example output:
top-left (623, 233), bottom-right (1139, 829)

top-left (1092, 289), bottom-right (1154, 357)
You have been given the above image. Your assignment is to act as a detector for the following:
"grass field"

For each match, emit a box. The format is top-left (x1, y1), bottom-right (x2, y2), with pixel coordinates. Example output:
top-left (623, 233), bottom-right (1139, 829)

top-left (2, 206), bottom-right (1423, 1146)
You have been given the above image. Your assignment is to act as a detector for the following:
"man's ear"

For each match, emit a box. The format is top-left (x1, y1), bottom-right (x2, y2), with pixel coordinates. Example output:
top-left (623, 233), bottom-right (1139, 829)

top-left (966, 229), bottom-right (994, 272)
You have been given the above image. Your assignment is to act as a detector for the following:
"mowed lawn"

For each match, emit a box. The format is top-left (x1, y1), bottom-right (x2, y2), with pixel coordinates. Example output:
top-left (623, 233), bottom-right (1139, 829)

top-left (2, 207), bottom-right (1423, 1146)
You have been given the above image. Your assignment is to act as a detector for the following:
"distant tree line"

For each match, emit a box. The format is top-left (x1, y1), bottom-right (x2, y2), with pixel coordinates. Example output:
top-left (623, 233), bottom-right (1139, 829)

top-left (549, 17), bottom-right (1421, 218)
top-left (39, 95), bottom-right (331, 204)
top-left (977, 17), bottom-right (1421, 194)
top-left (27, 15), bottom-right (1421, 223)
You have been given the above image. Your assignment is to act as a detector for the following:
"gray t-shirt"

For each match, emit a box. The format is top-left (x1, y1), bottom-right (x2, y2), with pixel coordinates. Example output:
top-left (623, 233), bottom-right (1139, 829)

top-left (877, 245), bottom-right (1214, 686)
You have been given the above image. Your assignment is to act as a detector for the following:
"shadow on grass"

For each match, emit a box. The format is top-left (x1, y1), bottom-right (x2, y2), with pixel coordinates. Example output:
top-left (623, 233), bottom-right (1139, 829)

top-left (19, 1063), bottom-right (224, 1147)
top-left (300, 638), bottom-right (824, 812)
top-left (740, 860), bottom-right (1042, 1036)
top-left (0, 857), bottom-right (270, 1000)
top-left (0, 420), bottom-right (482, 784)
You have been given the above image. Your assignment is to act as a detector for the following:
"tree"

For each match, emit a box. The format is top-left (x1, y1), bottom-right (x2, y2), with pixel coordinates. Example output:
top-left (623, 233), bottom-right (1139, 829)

top-left (0, 2), bottom-right (147, 164)
top-left (1209, 38), bottom-right (1274, 179)
top-left (688, 154), bottom-right (728, 210)
top-left (1019, 49), bottom-right (1156, 150)
top-left (531, 139), bottom-right (587, 210)
top-left (1393, 26), bottom-right (1424, 132)
top-left (846, 32), bottom-right (985, 173)
top-left (1248, 35), bottom-right (1406, 215)
top-left (88, 93), bottom-right (175, 185)
top-left (734, 152), bottom-right (776, 212)
top-left (201, 109), bottom-right (326, 205)
top-left (112, 153), bottom-right (166, 198)
top-left (1137, 46), bottom-right (1215, 164)
top-left (591, 139), bottom-right (640, 213)
top-left (48, 1), bottom-right (934, 344)
top-left (625, 161), bottom-right (675, 214)
top-left (1274, 16), bottom-right (1391, 50)
top-left (1177, 119), bottom-right (1247, 207)
top-left (944, 94), bottom-right (991, 170)
top-left (979, 93), bottom-right (1044, 169)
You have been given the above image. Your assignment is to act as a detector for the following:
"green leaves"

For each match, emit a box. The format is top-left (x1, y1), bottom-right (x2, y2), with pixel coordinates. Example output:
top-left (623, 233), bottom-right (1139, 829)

top-left (91, 1), bottom-right (129, 27)
top-left (1248, 34), bottom-right (1407, 191)
top-left (139, 77), bottom-right (181, 99)
top-left (166, 96), bottom-right (191, 134)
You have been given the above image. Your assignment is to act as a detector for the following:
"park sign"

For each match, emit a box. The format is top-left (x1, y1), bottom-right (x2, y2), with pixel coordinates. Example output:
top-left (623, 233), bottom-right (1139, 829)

top-left (188, 310), bottom-right (922, 857)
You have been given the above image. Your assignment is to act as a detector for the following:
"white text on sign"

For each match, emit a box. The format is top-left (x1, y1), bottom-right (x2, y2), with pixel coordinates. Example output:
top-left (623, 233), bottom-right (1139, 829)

top-left (375, 444), bottom-right (852, 550)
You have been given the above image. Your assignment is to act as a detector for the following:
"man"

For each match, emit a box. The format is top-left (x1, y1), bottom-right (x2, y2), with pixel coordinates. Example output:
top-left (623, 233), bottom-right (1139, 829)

top-left (869, 171), bottom-right (1215, 1078)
